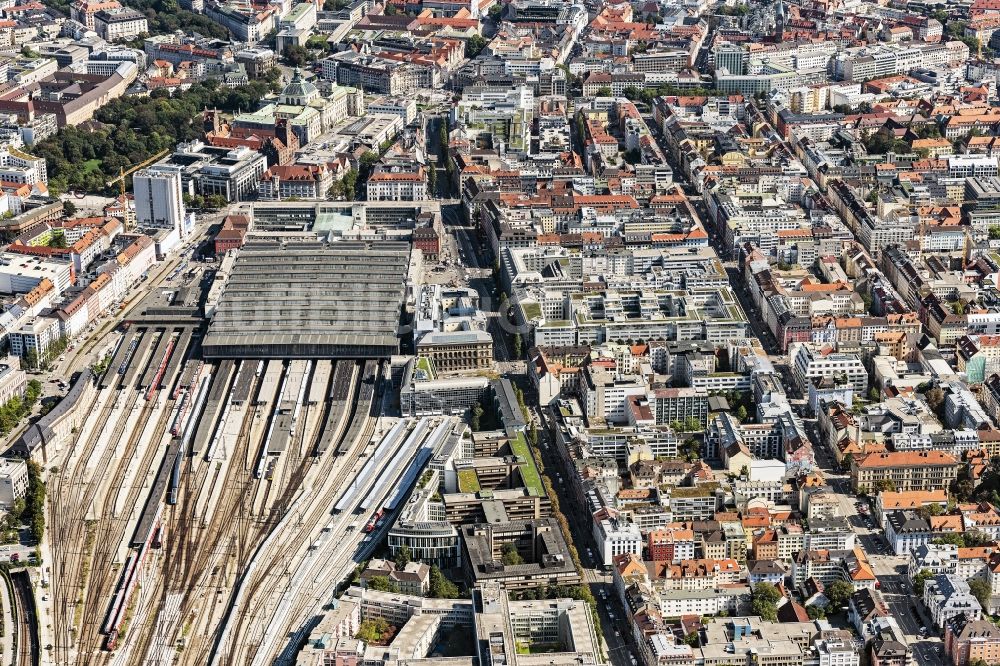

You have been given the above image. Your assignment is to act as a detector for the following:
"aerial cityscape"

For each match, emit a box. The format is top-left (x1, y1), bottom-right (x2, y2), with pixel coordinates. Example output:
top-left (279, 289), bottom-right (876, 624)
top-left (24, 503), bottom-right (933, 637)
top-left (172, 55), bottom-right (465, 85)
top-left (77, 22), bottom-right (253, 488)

top-left (0, 0), bottom-right (999, 664)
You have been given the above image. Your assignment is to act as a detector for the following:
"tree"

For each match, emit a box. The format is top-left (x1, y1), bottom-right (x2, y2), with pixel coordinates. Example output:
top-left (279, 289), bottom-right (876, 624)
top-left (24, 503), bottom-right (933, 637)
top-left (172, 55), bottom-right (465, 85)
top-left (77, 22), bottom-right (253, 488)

top-left (366, 575), bottom-right (398, 592)
top-left (471, 403), bottom-right (484, 431)
top-left (25, 380), bottom-right (41, 405)
top-left (913, 568), bottom-right (933, 596)
top-left (751, 583), bottom-right (781, 621)
top-left (682, 417), bottom-right (702, 432)
top-left (683, 631), bottom-right (700, 647)
top-left (24, 460), bottom-right (44, 543)
top-left (62, 200), bottom-right (76, 218)
top-left (952, 300), bottom-right (966, 315)
top-left (736, 405), bottom-right (749, 423)
top-left (924, 387), bottom-right (946, 417)
top-left (394, 545), bottom-right (411, 569)
top-left (596, 86), bottom-right (612, 97)
top-left (356, 618), bottom-right (390, 643)
top-left (427, 163), bottom-right (437, 197)
top-left (512, 333), bottom-right (523, 358)
top-left (466, 34), bottom-right (487, 58)
top-left (806, 605), bottom-right (826, 620)
top-left (360, 151), bottom-right (379, 169)
top-left (873, 479), bottom-right (897, 493)
top-left (384, 2), bottom-right (398, 14)
top-left (623, 86), bottom-right (642, 101)
top-left (438, 122), bottom-right (449, 158)
top-left (488, 3), bottom-right (502, 19)
top-left (501, 542), bottom-right (524, 565)
top-left (990, 226), bottom-right (1000, 241)
top-left (717, 3), bottom-right (749, 16)
top-left (329, 168), bottom-right (358, 200)
top-left (918, 503), bottom-right (944, 519)
top-left (428, 565), bottom-right (459, 598)
top-left (970, 578), bottom-right (992, 611)
top-left (826, 580), bottom-right (854, 608)
top-left (204, 194), bottom-right (227, 210)
top-left (282, 44), bottom-right (312, 67)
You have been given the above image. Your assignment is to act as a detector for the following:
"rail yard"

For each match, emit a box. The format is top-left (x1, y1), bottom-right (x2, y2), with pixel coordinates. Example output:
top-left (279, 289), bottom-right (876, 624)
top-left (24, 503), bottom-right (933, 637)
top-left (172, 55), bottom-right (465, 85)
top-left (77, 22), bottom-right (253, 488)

top-left (41, 323), bottom-right (447, 664)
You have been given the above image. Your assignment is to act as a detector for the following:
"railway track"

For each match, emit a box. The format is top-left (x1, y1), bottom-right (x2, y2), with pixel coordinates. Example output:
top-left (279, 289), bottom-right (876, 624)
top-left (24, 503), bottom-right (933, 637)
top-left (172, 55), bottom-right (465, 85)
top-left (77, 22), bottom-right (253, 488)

top-left (12, 571), bottom-right (38, 666)
top-left (48, 330), bottom-right (187, 665)
top-left (124, 359), bottom-right (309, 665)
top-left (50, 387), bottom-right (141, 665)
top-left (72, 391), bottom-right (160, 662)
top-left (213, 362), bottom-right (377, 665)
top-left (49, 385), bottom-right (120, 665)
top-left (264, 407), bottom-right (382, 664)
top-left (49, 355), bottom-right (382, 665)
top-left (125, 368), bottom-right (266, 664)
top-left (246, 365), bottom-right (387, 664)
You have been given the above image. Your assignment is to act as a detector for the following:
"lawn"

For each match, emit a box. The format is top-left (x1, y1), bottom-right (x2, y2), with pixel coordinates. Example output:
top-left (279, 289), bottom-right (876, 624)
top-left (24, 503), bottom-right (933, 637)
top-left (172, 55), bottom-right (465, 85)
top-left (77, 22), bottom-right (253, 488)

top-left (457, 469), bottom-right (480, 493)
top-left (81, 159), bottom-right (102, 174)
top-left (415, 356), bottom-right (435, 380)
top-left (516, 642), bottom-right (563, 654)
top-left (509, 432), bottom-right (544, 496)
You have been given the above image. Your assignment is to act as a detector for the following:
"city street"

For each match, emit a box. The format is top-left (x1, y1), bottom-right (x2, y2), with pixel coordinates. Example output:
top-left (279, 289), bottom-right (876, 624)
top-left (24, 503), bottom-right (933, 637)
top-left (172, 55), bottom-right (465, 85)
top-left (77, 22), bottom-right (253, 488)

top-left (444, 206), bottom-right (524, 371)
top-left (440, 212), bottom-right (632, 663)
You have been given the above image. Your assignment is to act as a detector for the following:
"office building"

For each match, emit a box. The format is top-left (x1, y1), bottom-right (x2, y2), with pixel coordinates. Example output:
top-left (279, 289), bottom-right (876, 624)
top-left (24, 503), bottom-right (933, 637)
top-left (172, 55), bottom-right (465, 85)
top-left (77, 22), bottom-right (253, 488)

top-left (134, 166), bottom-right (187, 236)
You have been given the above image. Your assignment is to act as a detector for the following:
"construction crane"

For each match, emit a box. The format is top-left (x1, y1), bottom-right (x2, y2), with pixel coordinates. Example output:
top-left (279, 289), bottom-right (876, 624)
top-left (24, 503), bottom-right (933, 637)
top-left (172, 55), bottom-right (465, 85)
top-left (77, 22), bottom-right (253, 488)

top-left (105, 148), bottom-right (172, 200)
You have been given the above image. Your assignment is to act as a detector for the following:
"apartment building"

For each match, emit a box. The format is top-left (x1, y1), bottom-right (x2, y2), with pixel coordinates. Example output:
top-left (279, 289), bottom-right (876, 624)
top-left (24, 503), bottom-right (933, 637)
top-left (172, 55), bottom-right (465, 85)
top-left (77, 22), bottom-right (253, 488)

top-left (648, 527), bottom-right (696, 563)
top-left (851, 451), bottom-right (960, 493)
top-left (93, 7), bottom-right (148, 41)
top-left (924, 575), bottom-right (982, 629)
top-left (791, 342), bottom-right (869, 394)
top-left (945, 615), bottom-right (1000, 666)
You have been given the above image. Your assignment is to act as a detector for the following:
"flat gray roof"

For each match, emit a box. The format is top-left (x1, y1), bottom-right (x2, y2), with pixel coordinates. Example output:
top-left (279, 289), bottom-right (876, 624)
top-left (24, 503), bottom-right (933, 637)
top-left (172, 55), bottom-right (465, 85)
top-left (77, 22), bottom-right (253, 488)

top-left (203, 240), bottom-right (410, 359)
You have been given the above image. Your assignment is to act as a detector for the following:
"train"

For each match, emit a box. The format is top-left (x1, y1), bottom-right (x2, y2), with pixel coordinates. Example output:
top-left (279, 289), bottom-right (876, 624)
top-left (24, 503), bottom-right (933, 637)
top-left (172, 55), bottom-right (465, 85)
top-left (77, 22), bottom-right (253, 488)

top-left (145, 337), bottom-right (176, 401)
top-left (169, 392), bottom-right (190, 437)
top-left (363, 508), bottom-right (384, 533)
top-left (117, 339), bottom-right (139, 375)
top-left (101, 553), bottom-right (135, 649)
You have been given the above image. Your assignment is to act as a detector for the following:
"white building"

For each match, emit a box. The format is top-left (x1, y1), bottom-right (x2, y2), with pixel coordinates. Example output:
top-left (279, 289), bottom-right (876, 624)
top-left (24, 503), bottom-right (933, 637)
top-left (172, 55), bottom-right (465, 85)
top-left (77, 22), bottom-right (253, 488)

top-left (367, 168), bottom-right (427, 202)
top-left (8, 315), bottom-right (61, 360)
top-left (0, 254), bottom-right (72, 295)
top-left (94, 7), bottom-right (148, 41)
top-left (593, 514), bottom-right (642, 566)
top-left (815, 632), bottom-right (860, 666)
top-left (791, 342), bottom-right (869, 393)
top-left (0, 146), bottom-right (46, 185)
top-left (923, 574), bottom-right (982, 629)
top-left (367, 97), bottom-right (418, 125)
top-left (133, 166), bottom-right (187, 236)
top-left (908, 543), bottom-right (958, 581)
top-left (0, 458), bottom-right (28, 508)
